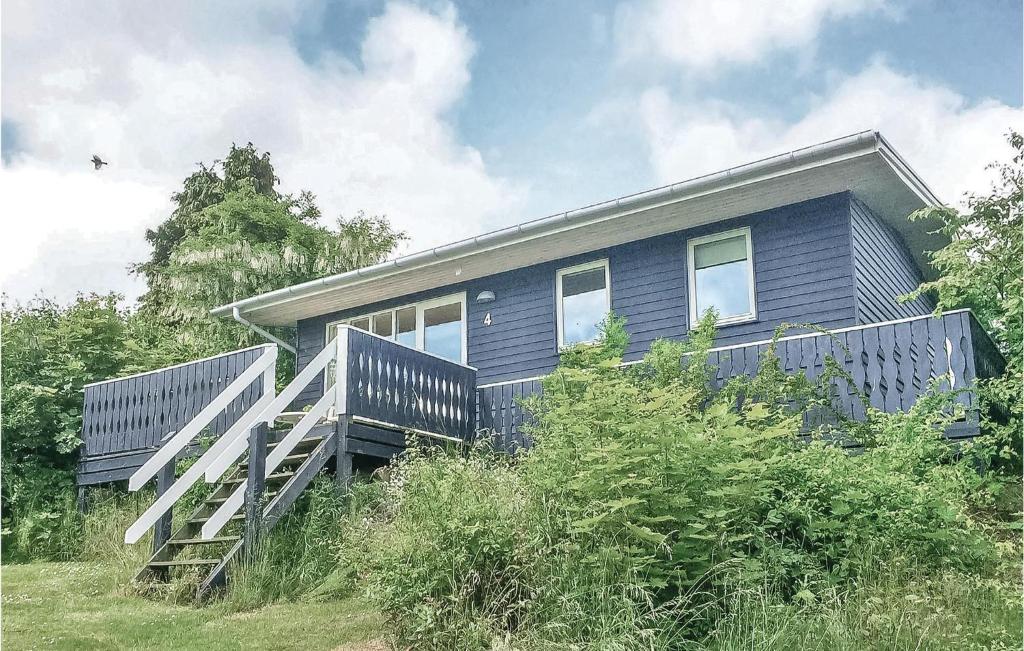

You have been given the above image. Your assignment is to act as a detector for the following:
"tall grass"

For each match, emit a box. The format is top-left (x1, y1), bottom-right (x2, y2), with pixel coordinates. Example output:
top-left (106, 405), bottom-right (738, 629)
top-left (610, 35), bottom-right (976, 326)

top-left (703, 560), bottom-right (1023, 650)
top-left (222, 476), bottom-right (378, 611)
top-left (79, 488), bottom-right (156, 579)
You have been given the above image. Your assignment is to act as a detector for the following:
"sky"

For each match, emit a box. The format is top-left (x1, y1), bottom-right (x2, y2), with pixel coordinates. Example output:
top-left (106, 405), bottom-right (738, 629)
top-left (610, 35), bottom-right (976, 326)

top-left (1, 0), bottom-right (1021, 305)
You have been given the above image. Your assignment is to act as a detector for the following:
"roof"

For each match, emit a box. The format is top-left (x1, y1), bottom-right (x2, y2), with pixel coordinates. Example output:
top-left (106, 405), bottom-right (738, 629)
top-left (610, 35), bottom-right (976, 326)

top-left (212, 130), bottom-right (944, 327)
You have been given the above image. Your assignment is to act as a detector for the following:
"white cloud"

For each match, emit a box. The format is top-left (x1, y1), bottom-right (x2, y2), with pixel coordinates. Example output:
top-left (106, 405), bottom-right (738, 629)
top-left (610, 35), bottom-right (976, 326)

top-left (635, 61), bottom-right (1023, 203)
top-left (1, 1), bottom-right (520, 304)
top-left (0, 165), bottom-right (170, 303)
top-left (614, 0), bottom-right (889, 72)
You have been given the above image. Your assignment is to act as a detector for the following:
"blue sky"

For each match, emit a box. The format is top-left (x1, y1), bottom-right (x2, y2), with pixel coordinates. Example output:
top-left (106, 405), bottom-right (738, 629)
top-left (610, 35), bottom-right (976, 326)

top-left (1, 0), bottom-right (1021, 302)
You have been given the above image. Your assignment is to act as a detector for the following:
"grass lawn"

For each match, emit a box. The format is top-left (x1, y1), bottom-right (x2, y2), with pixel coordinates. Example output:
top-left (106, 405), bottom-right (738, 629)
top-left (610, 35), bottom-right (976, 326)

top-left (1, 562), bottom-right (385, 651)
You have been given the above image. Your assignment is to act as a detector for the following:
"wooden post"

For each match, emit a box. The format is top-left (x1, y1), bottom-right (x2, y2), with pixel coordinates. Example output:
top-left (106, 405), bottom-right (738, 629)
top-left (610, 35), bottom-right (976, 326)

top-left (245, 422), bottom-right (268, 550)
top-left (335, 416), bottom-right (353, 492)
top-left (76, 485), bottom-right (89, 514)
top-left (152, 459), bottom-right (175, 553)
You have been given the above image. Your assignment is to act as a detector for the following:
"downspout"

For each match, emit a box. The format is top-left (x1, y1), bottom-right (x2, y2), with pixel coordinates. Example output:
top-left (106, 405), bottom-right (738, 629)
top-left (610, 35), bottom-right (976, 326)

top-left (232, 307), bottom-right (296, 354)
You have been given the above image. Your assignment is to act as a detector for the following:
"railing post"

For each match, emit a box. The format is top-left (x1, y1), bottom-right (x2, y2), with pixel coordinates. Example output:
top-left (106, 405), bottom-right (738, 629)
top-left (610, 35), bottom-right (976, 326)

top-left (245, 422), bottom-right (268, 550)
top-left (152, 459), bottom-right (175, 553)
top-left (335, 326), bottom-right (349, 417)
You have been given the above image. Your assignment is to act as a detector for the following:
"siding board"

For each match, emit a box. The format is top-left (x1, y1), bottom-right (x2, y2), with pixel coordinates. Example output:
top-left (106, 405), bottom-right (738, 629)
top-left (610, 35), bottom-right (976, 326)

top-left (851, 198), bottom-right (934, 323)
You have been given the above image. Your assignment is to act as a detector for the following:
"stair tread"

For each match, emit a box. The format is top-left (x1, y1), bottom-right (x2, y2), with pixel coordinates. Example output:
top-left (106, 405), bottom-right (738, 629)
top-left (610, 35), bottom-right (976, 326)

top-left (206, 491), bottom-right (276, 504)
top-left (149, 558), bottom-right (222, 567)
top-left (224, 471), bottom-right (295, 485)
top-left (268, 435), bottom-right (326, 450)
top-left (168, 536), bottom-right (240, 545)
top-left (188, 514), bottom-right (244, 524)
top-left (239, 454), bottom-right (307, 468)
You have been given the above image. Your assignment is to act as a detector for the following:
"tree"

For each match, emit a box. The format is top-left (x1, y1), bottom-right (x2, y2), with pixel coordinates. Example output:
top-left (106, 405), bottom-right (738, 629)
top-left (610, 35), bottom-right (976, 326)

top-left (152, 190), bottom-right (404, 354)
top-left (136, 143), bottom-right (406, 357)
top-left (135, 143), bottom-right (279, 313)
top-left (904, 131), bottom-right (1023, 469)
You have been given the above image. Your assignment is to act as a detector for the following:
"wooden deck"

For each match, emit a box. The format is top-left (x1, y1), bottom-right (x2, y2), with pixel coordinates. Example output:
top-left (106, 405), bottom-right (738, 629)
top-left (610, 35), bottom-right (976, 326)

top-left (77, 345), bottom-right (272, 486)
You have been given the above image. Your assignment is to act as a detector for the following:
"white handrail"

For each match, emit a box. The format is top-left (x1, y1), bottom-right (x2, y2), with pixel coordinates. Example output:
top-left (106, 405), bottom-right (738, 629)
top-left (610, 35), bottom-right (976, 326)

top-left (128, 347), bottom-right (278, 491)
top-left (200, 387), bottom-right (336, 540)
top-left (123, 355), bottom-right (278, 544)
top-left (204, 337), bottom-right (340, 483)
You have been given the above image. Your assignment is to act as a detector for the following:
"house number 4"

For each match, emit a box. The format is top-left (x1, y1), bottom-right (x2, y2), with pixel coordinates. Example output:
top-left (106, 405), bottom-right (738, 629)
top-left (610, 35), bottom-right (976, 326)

top-left (483, 312), bottom-right (492, 326)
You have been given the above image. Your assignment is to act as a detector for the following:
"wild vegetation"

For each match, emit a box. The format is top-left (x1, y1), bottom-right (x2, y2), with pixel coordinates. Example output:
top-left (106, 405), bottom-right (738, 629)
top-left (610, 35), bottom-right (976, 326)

top-left (329, 313), bottom-right (1020, 649)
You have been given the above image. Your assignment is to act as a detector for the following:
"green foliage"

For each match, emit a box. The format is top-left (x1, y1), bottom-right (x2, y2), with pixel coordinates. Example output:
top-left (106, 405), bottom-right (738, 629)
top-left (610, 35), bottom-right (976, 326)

top-left (903, 131), bottom-right (1023, 470)
top-left (2, 295), bottom-right (121, 559)
top-left (0, 294), bottom-right (189, 560)
top-left (152, 188), bottom-right (403, 356)
top-left (135, 142), bottom-right (280, 305)
top-left (223, 477), bottom-right (351, 610)
top-left (137, 142), bottom-right (406, 360)
top-left (347, 315), bottom-right (1009, 649)
top-left (702, 559), bottom-right (1022, 650)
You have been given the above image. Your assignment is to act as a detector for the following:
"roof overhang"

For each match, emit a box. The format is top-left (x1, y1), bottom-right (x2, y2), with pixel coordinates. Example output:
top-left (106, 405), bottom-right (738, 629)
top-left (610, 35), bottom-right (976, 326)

top-left (213, 130), bottom-right (945, 327)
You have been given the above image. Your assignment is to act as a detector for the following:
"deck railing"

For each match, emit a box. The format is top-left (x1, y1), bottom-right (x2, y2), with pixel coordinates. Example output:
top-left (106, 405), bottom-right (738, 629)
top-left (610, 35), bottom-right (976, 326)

top-left (475, 310), bottom-right (1004, 446)
top-left (78, 345), bottom-right (275, 485)
top-left (343, 328), bottom-right (478, 442)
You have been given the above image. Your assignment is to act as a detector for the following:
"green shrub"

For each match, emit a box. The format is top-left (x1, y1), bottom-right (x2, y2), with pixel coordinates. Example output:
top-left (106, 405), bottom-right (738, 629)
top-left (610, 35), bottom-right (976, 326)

top-left (703, 558), bottom-right (1023, 650)
top-left (351, 313), bottom-right (1009, 649)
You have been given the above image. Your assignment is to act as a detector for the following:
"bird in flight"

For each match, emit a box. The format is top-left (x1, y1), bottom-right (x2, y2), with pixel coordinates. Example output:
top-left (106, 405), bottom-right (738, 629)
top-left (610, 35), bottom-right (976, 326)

top-left (91, 154), bottom-right (108, 170)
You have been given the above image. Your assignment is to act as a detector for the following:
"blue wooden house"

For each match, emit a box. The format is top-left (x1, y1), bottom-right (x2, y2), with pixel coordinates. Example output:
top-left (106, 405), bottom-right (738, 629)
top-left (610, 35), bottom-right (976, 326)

top-left (77, 131), bottom-right (1003, 593)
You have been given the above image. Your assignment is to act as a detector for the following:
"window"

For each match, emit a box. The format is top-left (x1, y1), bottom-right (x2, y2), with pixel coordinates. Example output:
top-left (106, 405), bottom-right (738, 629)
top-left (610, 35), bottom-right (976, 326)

top-left (556, 260), bottom-right (611, 348)
top-left (325, 292), bottom-right (467, 383)
top-left (422, 298), bottom-right (463, 362)
top-left (687, 227), bottom-right (756, 326)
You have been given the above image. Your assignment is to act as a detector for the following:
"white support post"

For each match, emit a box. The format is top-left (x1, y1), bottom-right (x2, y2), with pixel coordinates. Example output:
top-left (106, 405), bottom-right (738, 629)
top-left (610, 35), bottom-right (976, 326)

top-left (200, 387), bottom-right (336, 540)
top-left (204, 337), bottom-right (339, 483)
top-left (335, 326), bottom-right (349, 416)
top-left (128, 347), bottom-right (277, 491)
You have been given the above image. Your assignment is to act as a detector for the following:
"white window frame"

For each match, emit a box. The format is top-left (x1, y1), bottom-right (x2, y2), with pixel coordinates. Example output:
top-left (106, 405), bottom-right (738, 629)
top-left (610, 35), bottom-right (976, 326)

top-left (416, 292), bottom-right (468, 364)
top-left (556, 259), bottom-right (611, 350)
top-left (324, 291), bottom-right (468, 364)
top-left (686, 226), bottom-right (757, 327)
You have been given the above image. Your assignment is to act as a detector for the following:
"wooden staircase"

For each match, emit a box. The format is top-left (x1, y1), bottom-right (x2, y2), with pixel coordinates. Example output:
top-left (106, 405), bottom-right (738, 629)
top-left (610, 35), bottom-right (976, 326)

top-left (121, 326), bottom-right (477, 600)
top-left (136, 424), bottom-right (338, 596)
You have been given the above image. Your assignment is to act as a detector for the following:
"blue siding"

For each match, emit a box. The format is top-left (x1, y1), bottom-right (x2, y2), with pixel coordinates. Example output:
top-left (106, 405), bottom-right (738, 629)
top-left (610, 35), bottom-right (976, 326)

top-left (294, 192), bottom-right (860, 403)
top-left (850, 197), bottom-right (934, 323)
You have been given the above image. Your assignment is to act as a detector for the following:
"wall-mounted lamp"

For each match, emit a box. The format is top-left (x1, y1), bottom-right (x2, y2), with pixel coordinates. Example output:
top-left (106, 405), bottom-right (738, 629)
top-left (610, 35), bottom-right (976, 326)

top-left (476, 290), bottom-right (496, 304)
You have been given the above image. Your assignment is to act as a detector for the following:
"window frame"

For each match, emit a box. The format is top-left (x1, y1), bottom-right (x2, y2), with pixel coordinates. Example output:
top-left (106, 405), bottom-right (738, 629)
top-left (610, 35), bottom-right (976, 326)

top-left (416, 292), bottom-right (468, 364)
top-left (324, 291), bottom-right (468, 364)
top-left (686, 226), bottom-right (757, 327)
top-left (555, 258), bottom-right (612, 350)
